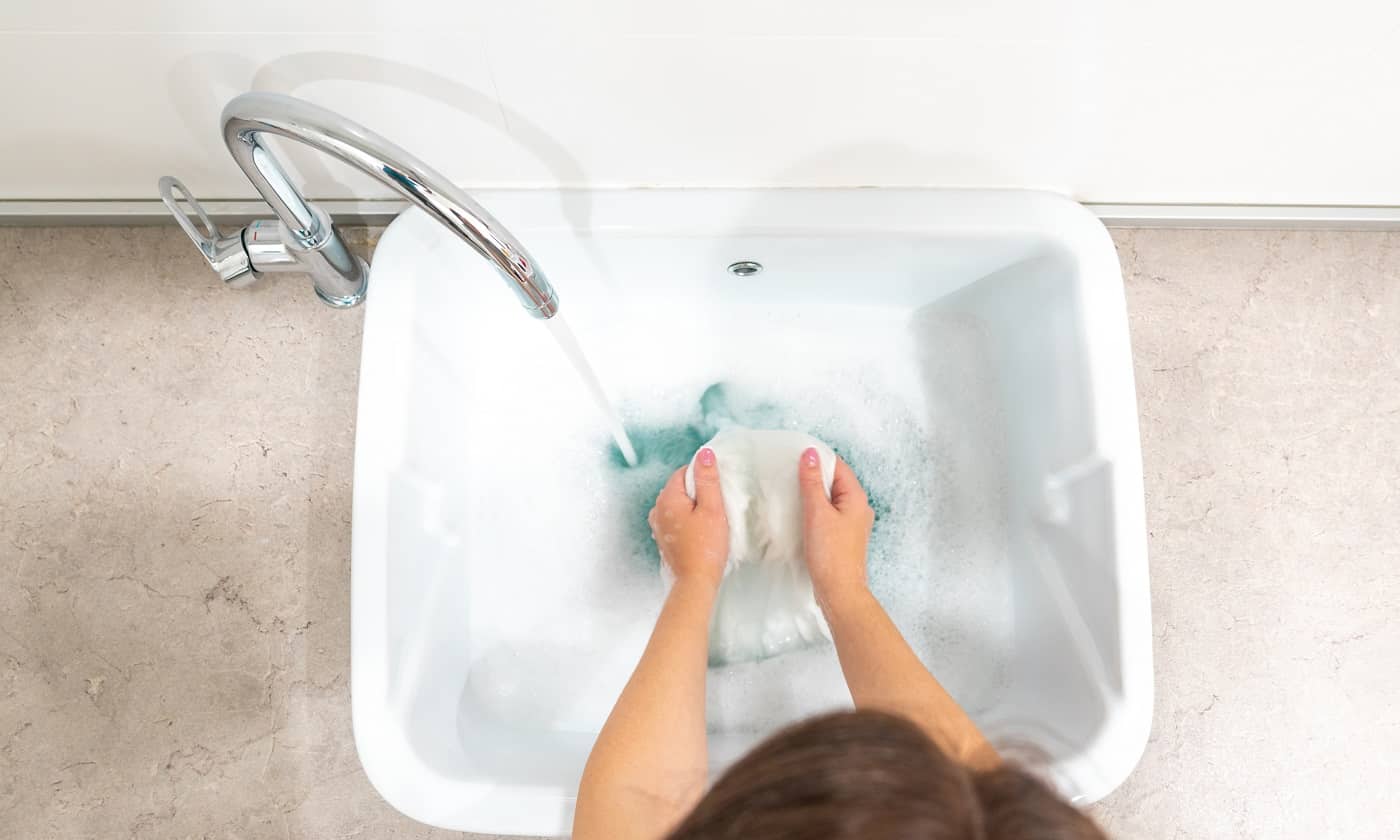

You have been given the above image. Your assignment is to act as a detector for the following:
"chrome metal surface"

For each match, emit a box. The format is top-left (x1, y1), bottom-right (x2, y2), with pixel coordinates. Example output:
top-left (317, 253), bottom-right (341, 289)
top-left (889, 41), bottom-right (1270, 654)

top-left (220, 93), bottom-right (559, 317)
top-left (240, 219), bottom-right (300, 273)
top-left (157, 177), bottom-right (254, 287)
top-left (727, 260), bottom-right (764, 277)
top-left (156, 93), bottom-right (559, 317)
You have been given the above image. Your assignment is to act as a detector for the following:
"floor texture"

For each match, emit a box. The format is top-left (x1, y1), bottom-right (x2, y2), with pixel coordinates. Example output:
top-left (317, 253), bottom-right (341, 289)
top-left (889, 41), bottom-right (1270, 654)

top-left (1, 226), bottom-right (1397, 839)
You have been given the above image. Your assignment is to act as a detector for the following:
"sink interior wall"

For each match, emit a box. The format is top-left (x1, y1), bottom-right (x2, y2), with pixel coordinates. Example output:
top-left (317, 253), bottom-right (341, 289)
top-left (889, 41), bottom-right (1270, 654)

top-left (375, 230), bottom-right (1117, 788)
top-left (927, 250), bottom-right (1115, 766)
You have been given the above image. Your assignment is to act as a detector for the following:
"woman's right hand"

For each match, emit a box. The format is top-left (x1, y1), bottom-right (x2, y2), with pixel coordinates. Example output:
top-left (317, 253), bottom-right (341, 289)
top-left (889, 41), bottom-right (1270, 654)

top-left (796, 449), bottom-right (999, 771)
top-left (797, 448), bottom-right (875, 612)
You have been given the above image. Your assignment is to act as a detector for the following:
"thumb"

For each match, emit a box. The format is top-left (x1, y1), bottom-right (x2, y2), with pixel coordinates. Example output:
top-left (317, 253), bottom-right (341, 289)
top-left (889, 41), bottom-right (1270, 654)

top-left (798, 447), bottom-right (831, 520)
top-left (691, 446), bottom-right (723, 511)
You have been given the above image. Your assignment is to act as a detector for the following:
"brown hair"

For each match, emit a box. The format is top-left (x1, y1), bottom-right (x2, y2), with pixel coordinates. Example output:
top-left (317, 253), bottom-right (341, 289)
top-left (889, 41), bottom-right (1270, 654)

top-left (666, 710), bottom-right (1107, 840)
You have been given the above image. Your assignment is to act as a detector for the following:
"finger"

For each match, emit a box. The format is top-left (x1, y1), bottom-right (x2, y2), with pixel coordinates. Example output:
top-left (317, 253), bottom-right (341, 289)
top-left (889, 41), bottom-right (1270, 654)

top-left (691, 447), bottom-right (724, 511)
top-left (830, 457), bottom-right (869, 511)
top-left (798, 446), bottom-right (832, 520)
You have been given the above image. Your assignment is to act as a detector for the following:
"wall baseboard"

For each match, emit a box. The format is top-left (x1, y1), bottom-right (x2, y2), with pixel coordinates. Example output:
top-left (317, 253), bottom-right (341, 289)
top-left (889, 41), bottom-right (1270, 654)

top-left (4, 197), bottom-right (1400, 230)
top-left (1087, 203), bottom-right (1400, 230)
top-left (0, 199), bottom-right (404, 227)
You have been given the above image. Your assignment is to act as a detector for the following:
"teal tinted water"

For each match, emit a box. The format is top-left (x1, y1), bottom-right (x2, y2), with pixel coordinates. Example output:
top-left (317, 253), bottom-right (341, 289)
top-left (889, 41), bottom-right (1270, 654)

top-left (603, 381), bottom-right (917, 596)
top-left (604, 422), bottom-right (709, 572)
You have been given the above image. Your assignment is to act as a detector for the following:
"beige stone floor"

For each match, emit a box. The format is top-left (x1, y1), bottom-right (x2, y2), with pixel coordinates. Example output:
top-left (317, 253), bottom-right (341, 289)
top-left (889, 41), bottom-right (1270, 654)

top-left (1, 226), bottom-right (1397, 839)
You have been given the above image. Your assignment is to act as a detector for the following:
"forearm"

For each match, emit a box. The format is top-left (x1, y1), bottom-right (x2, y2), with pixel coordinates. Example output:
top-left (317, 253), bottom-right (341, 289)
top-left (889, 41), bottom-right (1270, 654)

top-left (574, 579), bottom-right (716, 840)
top-left (823, 588), bottom-right (998, 770)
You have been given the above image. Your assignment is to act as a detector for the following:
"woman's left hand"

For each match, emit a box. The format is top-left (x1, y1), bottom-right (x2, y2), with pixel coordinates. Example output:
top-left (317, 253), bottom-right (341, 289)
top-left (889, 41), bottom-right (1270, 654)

top-left (649, 447), bottom-right (729, 593)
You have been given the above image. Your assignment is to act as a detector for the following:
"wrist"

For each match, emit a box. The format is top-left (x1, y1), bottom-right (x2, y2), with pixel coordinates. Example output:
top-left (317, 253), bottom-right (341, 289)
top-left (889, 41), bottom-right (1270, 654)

top-left (816, 583), bottom-right (876, 622)
top-left (670, 573), bottom-right (721, 604)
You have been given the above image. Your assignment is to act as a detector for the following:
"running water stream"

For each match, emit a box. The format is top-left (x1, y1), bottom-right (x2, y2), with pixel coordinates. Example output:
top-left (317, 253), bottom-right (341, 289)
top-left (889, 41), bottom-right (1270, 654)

top-left (545, 315), bottom-right (639, 466)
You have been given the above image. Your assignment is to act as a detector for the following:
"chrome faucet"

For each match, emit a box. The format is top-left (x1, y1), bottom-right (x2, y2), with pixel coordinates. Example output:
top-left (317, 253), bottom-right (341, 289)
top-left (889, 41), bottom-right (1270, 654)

top-left (159, 92), bottom-right (559, 318)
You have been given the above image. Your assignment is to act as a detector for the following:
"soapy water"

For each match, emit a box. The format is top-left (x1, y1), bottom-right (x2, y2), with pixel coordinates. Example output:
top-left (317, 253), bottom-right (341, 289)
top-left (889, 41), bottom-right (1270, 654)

top-left (607, 381), bottom-right (977, 601)
top-left (598, 376), bottom-right (1012, 725)
top-left (460, 309), bottom-right (1013, 737)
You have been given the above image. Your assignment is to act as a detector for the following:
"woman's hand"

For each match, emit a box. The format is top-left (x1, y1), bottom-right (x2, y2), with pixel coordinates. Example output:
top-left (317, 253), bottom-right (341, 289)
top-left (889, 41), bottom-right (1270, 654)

top-left (797, 448), bottom-right (875, 612)
top-left (576, 447), bottom-right (729, 840)
top-left (649, 447), bottom-right (729, 593)
top-left (796, 448), bottom-right (999, 770)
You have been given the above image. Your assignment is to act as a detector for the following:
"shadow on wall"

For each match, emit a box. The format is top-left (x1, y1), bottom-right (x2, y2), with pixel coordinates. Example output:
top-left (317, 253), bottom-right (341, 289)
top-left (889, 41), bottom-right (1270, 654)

top-left (163, 50), bottom-right (594, 234)
top-left (165, 48), bottom-right (1018, 201)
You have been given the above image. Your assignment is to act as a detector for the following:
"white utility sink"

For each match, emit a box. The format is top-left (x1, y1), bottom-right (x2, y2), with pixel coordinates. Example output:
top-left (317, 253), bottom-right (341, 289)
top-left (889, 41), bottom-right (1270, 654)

top-left (350, 189), bottom-right (1151, 835)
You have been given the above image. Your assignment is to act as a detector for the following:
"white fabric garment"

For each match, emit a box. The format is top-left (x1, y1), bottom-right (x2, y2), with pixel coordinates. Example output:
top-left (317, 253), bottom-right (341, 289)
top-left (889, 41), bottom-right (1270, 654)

top-left (676, 427), bottom-right (836, 665)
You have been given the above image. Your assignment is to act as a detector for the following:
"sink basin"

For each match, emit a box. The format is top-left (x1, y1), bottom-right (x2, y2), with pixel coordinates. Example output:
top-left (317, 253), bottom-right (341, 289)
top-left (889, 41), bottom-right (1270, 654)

top-left (350, 189), bottom-right (1151, 835)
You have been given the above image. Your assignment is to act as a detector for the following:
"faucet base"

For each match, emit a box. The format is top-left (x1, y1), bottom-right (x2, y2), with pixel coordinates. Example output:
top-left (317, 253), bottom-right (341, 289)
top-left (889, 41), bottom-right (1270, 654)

top-left (313, 254), bottom-right (370, 308)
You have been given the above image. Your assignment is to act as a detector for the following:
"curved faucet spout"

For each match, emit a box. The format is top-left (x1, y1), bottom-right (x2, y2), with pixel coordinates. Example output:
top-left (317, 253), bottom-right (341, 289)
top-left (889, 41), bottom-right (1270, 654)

top-left (218, 92), bottom-right (558, 317)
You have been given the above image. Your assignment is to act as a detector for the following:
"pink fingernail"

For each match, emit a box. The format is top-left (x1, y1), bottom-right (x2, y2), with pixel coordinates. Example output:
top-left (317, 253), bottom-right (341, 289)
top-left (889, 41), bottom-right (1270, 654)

top-left (803, 447), bottom-right (819, 467)
top-left (699, 447), bottom-right (715, 466)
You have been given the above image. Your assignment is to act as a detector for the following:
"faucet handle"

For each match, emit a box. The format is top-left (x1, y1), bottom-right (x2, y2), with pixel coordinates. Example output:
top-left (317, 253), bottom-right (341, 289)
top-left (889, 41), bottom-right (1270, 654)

top-left (157, 176), bottom-right (255, 287)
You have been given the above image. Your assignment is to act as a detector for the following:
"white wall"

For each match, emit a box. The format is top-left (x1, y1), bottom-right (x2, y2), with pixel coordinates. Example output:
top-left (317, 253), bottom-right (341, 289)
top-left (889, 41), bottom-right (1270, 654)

top-left (2, 0), bottom-right (1397, 204)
